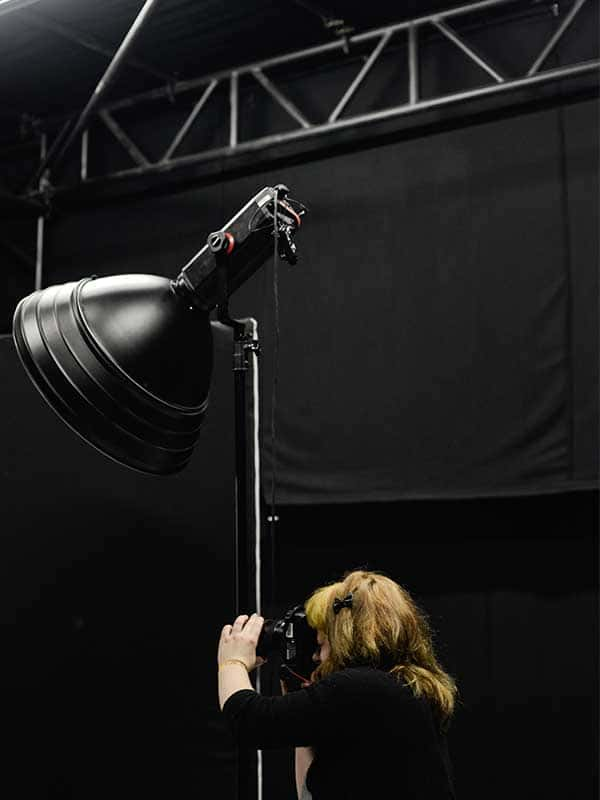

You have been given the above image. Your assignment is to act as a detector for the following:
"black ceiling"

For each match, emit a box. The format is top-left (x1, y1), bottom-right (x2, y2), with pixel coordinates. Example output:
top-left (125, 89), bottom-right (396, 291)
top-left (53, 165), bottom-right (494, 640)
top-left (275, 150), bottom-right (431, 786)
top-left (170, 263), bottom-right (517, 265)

top-left (0, 0), bottom-right (497, 126)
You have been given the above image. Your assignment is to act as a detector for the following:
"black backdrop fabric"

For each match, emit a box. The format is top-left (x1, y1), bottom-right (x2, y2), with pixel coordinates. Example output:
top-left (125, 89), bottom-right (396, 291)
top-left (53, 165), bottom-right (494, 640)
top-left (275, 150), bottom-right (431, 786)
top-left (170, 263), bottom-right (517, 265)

top-left (0, 94), bottom-right (598, 800)
top-left (37, 98), bottom-right (599, 506)
top-left (258, 491), bottom-right (598, 800)
top-left (0, 328), bottom-right (238, 800)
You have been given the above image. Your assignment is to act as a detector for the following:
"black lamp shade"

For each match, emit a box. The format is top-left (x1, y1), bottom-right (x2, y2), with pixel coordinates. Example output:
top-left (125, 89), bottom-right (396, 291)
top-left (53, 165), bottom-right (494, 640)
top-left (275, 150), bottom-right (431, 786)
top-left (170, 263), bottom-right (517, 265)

top-left (12, 274), bottom-right (213, 474)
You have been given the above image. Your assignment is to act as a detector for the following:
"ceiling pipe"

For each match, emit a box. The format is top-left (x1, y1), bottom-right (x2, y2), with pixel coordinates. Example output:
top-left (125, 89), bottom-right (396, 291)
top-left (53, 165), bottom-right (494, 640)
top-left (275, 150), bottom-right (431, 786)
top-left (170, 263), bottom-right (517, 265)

top-left (27, 0), bottom-right (161, 189)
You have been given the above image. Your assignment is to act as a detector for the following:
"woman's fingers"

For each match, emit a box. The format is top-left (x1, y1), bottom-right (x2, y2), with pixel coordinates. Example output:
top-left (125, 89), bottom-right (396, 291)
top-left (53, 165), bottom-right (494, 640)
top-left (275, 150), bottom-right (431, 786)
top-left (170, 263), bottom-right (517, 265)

top-left (223, 613), bottom-right (263, 643)
top-left (232, 614), bottom-right (249, 632)
top-left (245, 613), bottom-right (264, 639)
top-left (218, 614), bottom-right (265, 670)
top-left (218, 624), bottom-right (232, 646)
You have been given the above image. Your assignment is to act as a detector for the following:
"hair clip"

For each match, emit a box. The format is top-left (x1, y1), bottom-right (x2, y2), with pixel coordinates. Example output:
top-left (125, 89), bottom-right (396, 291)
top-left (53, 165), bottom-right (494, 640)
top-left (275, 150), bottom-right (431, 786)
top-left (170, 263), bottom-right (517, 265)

top-left (333, 592), bottom-right (353, 615)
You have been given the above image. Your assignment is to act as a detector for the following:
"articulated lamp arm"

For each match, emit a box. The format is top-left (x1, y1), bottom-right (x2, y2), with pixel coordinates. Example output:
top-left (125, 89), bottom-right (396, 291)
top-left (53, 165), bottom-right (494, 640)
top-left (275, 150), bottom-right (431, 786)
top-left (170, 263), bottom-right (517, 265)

top-left (171, 184), bottom-right (306, 312)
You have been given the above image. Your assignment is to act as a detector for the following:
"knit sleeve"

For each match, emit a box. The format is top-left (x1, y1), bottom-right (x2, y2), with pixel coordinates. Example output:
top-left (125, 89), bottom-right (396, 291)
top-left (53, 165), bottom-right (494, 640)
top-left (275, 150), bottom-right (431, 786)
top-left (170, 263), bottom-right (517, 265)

top-left (221, 677), bottom-right (340, 749)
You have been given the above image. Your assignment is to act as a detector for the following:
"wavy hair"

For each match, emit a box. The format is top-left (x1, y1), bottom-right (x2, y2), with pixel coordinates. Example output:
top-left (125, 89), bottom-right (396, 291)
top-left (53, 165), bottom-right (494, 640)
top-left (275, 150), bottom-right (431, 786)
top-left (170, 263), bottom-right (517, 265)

top-left (304, 570), bottom-right (457, 729)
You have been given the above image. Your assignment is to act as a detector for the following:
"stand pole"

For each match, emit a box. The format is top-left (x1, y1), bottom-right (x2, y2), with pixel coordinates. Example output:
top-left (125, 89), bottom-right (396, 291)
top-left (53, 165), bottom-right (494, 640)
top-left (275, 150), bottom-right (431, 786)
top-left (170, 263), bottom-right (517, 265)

top-left (231, 318), bottom-right (261, 619)
top-left (219, 314), bottom-right (262, 800)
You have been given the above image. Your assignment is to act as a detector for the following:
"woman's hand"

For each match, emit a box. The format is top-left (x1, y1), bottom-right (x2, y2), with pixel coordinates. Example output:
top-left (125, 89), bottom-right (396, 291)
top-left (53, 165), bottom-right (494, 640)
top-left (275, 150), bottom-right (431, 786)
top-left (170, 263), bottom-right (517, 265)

top-left (218, 613), bottom-right (265, 671)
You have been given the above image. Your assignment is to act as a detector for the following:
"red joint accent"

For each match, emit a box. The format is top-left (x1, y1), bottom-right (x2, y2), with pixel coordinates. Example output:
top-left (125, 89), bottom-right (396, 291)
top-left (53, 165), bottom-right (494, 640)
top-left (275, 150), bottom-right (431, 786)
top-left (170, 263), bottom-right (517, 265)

top-left (224, 232), bottom-right (235, 254)
top-left (279, 200), bottom-right (301, 227)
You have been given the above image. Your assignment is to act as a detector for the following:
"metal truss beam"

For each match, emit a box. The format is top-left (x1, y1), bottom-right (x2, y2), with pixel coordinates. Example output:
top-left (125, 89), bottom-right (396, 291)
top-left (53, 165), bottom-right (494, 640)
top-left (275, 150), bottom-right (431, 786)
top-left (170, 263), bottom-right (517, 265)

top-left (0, 0), bottom-right (42, 18)
top-left (528, 0), bottom-right (589, 74)
top-left (28, 0), bottom-right (160, 188)
top-left (22, 0), bottom-right (600, 196)
top-left (34, 133), bottom-right (47, 290)
top-left (99, 110), bottom-right (150, 166)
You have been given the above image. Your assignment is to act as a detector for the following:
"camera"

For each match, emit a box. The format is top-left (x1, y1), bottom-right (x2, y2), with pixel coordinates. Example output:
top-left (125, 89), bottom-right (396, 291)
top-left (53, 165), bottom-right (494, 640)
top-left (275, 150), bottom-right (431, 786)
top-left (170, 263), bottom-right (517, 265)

top-left (257, 604), bottom-right (318, 690)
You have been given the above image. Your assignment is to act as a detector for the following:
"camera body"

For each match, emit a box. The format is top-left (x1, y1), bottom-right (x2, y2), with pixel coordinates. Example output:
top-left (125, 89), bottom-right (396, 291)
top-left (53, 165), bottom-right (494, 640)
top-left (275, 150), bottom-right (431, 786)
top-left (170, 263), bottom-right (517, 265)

top-left (257, 604), bottom-right (318, 690)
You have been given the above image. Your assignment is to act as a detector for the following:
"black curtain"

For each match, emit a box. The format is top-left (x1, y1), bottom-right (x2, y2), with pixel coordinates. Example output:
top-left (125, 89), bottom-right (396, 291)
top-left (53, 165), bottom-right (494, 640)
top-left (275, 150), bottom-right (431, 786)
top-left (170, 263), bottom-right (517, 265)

top-left (226, 98), bottom-right (598, 504)
top-left (3, 93), bottom-right (597, 800)
top-left (38, 98), bottom-right (599, 506)
top-left (258, 490), bottom-right (598, 800)
top-left (0, 327), bottom-right (239, 800)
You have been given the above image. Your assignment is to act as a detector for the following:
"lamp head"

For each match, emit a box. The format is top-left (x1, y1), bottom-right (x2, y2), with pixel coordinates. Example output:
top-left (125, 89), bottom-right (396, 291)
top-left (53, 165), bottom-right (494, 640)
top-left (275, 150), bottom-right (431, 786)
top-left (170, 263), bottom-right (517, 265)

top-left (12, 184), bottom-right (306, 475)
top-left (12, 273), bottom-right (212, 475)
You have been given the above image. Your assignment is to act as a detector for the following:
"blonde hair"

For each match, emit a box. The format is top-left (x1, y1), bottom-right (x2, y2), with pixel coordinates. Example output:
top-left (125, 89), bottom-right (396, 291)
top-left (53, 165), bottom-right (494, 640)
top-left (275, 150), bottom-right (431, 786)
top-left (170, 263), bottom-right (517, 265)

top-left (305, 570), bottom-right (458, 729)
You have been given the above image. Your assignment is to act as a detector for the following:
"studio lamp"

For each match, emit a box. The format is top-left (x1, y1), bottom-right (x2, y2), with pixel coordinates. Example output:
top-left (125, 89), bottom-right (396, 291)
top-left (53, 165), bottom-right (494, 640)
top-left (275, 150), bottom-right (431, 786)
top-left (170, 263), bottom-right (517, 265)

top-left (12, 184), bottom-right (306, 475)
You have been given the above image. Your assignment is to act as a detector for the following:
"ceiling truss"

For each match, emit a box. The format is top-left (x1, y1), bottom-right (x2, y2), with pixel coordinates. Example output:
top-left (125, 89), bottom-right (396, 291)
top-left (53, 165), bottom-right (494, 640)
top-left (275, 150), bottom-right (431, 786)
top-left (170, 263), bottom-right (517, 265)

top-left (0, 0), bottom-right (597, 306)
top-left (2, 0), bottom-right (598, 204)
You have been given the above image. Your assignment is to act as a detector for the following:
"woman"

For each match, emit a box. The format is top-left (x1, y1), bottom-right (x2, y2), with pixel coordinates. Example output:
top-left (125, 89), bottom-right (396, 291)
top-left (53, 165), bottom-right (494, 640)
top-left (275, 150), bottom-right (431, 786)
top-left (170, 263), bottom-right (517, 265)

top-left (218, 569), bottom-right (458, 799)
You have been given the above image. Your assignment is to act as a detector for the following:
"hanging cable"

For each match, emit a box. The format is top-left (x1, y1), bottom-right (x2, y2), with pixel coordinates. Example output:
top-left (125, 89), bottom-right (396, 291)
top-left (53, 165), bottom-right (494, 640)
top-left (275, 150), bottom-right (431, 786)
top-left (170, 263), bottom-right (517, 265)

top-left (269, 188), bottom-right (280, 529)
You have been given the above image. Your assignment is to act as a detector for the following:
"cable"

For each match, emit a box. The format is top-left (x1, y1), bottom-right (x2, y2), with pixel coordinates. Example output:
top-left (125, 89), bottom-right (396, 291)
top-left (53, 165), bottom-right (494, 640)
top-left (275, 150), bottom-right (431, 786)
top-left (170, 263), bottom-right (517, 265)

top-left (269, 190), bottom-right (280, 529)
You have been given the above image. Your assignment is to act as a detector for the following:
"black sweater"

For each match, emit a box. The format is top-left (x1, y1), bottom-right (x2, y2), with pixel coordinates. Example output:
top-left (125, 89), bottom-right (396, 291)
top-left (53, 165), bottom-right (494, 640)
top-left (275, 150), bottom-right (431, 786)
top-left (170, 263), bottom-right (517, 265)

top-left (222, 666), bottom-right (456, 800)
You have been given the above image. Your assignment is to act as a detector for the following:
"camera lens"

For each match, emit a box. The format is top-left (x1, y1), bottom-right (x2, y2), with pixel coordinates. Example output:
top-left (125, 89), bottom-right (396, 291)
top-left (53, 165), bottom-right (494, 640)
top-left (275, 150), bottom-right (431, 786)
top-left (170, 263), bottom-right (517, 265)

top-left (256, 618), bottom-right (282, 659)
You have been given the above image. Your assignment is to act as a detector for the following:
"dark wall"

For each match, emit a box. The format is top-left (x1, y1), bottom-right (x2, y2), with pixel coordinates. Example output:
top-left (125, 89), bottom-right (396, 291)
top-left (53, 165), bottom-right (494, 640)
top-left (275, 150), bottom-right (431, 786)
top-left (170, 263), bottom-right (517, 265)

top-left (22, 98), bottom-right (598, 506)
top-left (227, 99), bottom-right (599, 503)
top-left (1, 79), bottom-right (597, 800)
top-left (0, 328), bottom-right (239, 800)
top-left (0, 215), bottom-right (37, 333)
top-left (259, 490), bottom-right (598, 800)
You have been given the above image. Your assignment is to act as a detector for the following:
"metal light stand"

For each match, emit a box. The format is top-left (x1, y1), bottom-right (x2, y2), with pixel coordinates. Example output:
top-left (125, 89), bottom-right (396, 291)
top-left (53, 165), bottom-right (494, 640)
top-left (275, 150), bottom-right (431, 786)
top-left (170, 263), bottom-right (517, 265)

top-left (210, 235), bottom-right (262, 620)
top-left (173, 184), bottom-right (304, 800)
top-left (220, 312), bottom-right (262, 800)
top-left (213, 240), bottom-right (263, 800)
top-left (217, 314), bottom-right (261, 619)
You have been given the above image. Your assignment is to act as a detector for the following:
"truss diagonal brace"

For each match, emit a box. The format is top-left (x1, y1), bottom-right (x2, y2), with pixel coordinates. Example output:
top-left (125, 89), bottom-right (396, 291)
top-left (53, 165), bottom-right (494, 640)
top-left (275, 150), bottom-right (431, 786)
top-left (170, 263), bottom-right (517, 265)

top-left (162, 79), bottom-right (219, 162)
top-left (431, 18), bottom-right (504, 82)
top-left (99, 110), bottom-right (149, 166)
top-left (528, 0), bottom-right (589, 76)
top-left (252, 69), bottom-right (311, 128)
top-left (329, 29), bottom-right (394, 122)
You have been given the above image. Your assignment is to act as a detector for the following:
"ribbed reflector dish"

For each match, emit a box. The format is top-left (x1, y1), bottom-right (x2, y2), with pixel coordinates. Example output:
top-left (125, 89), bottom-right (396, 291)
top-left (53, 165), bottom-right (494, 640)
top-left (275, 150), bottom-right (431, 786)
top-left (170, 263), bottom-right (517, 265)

top-left (12, 274), bottom-right (213, 475)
